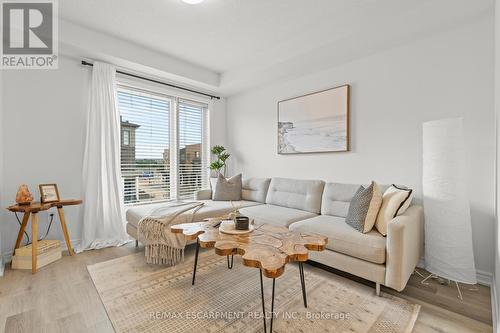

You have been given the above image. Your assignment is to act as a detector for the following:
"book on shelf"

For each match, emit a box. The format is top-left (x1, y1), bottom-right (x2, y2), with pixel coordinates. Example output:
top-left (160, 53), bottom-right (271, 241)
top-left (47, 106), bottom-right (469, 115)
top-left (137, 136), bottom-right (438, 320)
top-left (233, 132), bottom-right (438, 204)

top-left (12, 240), bottom-right (62, 270)
top-left (14, 239), bottom-right (60, 256)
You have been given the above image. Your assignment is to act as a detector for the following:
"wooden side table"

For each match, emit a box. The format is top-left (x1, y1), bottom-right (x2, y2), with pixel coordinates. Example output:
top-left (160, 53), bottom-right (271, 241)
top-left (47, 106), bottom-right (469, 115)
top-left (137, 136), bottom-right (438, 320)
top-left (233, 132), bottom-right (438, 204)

top-left (7, 199), bottom-right (82, 273)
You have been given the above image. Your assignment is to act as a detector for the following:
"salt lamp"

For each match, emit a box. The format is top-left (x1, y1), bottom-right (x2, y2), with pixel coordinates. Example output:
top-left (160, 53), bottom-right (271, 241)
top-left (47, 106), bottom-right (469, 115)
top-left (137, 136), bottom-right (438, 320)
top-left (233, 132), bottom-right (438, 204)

top-left (16, 184), bottom-right (33, 205)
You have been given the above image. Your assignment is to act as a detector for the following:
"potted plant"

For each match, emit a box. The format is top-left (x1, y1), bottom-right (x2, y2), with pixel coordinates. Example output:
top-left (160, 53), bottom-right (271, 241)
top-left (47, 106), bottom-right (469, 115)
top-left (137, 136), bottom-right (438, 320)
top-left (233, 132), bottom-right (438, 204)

top-left (210, 145), bottom-right (230, 177)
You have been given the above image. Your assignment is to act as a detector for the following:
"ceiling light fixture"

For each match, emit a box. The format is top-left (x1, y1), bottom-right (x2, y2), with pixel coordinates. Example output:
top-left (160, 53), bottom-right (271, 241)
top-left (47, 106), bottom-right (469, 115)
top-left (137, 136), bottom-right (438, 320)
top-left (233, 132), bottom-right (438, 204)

top-left (182, 0), bottom-right (205, 4)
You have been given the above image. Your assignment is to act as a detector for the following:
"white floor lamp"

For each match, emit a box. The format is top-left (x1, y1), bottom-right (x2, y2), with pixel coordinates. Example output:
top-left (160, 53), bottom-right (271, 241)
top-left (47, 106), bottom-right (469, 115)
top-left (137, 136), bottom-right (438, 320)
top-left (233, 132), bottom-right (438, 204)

top-left (422, 118), bottom-right (476, 299)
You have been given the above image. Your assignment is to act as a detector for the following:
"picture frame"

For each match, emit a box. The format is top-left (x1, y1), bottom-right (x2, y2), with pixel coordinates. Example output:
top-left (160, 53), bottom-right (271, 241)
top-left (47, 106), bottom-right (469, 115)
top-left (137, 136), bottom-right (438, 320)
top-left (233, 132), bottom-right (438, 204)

top-left (277, 84), bottom-right (350, 154)
top-left (39, 183), bottom-right (60, 203)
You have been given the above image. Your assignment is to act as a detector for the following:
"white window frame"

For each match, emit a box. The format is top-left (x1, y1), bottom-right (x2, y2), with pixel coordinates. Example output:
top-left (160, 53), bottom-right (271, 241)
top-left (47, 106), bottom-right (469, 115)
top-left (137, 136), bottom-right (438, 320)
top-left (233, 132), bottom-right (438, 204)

top-left (117, 78), bottom-right (210, 206)
top-left (177, 98), bottom-right (210, 198)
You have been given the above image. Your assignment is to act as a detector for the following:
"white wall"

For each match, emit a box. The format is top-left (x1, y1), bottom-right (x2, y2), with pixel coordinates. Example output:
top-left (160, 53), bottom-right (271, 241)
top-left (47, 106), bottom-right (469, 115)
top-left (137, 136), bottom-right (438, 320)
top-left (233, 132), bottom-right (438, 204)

top-left (0, 70), bottom-right (4, 276)
top-left (1, 57), bottom-right (89, 259)
top-left (494, 0), bottom-right (500, 329)
top-left (0, 56), bottom-right (226, 261)
top-left (226, 17), bottom-right (495, 276)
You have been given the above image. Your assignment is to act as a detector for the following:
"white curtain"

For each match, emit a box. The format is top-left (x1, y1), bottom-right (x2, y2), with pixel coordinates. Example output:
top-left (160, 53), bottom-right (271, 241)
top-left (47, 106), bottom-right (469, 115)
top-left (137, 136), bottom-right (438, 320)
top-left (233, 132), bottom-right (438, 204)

top-left (0, 230), bottom-right (3, 277)
top-left (79, 62), bottom-right (129, 251)
top-left (422, 118), bottom-right (476, 284)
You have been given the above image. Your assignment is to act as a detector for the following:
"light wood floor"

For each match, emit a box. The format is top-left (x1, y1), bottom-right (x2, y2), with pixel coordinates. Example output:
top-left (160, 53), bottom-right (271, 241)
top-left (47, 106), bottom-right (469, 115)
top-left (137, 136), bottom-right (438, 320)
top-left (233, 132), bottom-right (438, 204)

top-left (0, 243), bottom-right (493, 333)
top-left (309, 261), bottom-right (493, 329)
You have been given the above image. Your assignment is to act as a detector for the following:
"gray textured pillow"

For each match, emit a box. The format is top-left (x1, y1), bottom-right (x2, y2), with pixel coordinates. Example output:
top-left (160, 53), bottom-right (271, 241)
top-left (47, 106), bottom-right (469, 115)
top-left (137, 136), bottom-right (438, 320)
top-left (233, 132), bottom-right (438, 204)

top-left (345, 182), bottom-right (382, 233)
top-left (213, 174), bottom-right (242, 201)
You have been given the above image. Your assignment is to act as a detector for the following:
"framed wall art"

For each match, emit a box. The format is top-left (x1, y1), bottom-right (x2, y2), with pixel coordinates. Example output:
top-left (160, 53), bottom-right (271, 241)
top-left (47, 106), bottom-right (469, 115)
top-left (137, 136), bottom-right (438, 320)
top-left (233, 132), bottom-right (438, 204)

top-left (278, 84), bottom-right (350, 154)
top-left (39, 183), bottom-right (60, 203)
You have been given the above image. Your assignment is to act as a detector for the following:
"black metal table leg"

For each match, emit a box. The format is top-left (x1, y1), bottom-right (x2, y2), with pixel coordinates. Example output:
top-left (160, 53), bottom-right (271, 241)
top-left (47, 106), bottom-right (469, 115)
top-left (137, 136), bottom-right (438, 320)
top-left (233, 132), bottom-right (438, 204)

top-left (192, 238), bottom-right (200, 285)
top-left (299, 262), bottom-right (307, 308)
top-left (259, 270), bottom-right (267, 333)
top-left (227, 254), bottom-right (234, 269)
top-left (259, 270), bottom-right (276, 333)
top-left (270, 278), bottom-right (275, 332)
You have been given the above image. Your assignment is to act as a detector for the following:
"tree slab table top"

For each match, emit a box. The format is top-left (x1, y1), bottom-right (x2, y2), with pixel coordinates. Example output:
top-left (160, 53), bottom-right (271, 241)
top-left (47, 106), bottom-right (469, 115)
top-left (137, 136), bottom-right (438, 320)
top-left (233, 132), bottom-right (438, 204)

top-left (7, 199), bottom-right (83, 213)
top-left (171, 222), bottom-right (328, 279)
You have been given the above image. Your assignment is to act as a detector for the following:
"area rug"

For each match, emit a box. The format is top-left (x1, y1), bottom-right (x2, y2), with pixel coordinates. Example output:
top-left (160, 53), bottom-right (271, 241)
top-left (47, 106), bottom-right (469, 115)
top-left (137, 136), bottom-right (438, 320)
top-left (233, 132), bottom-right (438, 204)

top-left (87, 251), bottom-right (420, 333)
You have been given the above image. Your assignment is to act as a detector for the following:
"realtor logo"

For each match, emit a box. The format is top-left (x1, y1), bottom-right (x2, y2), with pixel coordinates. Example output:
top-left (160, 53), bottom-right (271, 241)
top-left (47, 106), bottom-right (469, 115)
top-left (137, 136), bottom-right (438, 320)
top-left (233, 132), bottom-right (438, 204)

top-left (1, 0), bottom-right (58, 69)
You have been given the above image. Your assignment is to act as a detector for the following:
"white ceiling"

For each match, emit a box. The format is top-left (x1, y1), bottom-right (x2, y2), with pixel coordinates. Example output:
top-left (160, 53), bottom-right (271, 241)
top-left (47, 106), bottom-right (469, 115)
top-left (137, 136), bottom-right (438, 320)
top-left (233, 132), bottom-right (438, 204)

top-left (59, 0), bottom-right (493, 95)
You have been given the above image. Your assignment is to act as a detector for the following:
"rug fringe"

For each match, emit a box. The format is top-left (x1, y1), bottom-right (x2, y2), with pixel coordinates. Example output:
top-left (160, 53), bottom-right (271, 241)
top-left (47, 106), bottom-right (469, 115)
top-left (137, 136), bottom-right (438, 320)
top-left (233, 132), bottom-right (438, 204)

top-left (405, 304), bottom-right (421, 333)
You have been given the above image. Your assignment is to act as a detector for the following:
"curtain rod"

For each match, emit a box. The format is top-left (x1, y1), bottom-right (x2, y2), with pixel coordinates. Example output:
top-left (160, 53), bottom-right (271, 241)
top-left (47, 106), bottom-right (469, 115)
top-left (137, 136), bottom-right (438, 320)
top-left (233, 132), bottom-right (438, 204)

top-left (81, 60), bottom-right (220, 100)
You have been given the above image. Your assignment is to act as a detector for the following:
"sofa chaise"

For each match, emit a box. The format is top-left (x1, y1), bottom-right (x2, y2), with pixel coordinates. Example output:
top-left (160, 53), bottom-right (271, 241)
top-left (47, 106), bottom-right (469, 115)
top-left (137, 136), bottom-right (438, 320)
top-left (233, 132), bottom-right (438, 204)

top-left (125, 177), bottom-right (424, 295)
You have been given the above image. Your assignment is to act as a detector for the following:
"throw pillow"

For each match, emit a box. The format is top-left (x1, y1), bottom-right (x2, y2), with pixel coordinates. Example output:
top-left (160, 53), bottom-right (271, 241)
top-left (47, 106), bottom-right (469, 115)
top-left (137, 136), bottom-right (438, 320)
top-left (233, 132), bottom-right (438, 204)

top-left (212, 174), bottom-right (242, 201)
top-left (210, 177), bottom-right (217, 190)
top-left (375, 184), bottom-right (413, 236)
top-left (209, 177), bottom-right (217, 197)
top-left (345, 181), bottom-right (383, 233)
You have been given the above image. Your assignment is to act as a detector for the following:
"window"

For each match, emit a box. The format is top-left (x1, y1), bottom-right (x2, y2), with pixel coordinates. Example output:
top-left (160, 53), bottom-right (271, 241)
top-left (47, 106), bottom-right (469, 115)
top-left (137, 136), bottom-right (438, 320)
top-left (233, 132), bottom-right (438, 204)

top-left (178, 101), bottom-right (205, 198)
top-left (123, 130), bottom-right (130, 146)
top-left (117, 86), bottom-right (209, 205)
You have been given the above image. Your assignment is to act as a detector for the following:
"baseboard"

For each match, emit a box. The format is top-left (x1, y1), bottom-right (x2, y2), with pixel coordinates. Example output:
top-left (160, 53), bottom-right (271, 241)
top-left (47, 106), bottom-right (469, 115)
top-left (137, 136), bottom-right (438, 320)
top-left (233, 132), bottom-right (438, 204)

top-left (417, 257), bottom-right (425, 269)
top-left (477, 269), bottom-right (493, 286)
top-left (2, 238), bottom-right (81, 264)
top-left (492, 277), bottom-right (499, 333)
top-left (418, 256), bottom-right (492, 286)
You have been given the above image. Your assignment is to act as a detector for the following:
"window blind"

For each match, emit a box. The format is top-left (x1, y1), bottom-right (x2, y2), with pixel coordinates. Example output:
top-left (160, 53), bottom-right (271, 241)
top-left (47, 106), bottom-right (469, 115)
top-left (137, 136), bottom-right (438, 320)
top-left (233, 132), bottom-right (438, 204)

top-left (117, 89), bottom-right (171, 204)
top-left (117, 87), bottom-right (209, 205)
top-left (178, 100), bottom-right (208, 198)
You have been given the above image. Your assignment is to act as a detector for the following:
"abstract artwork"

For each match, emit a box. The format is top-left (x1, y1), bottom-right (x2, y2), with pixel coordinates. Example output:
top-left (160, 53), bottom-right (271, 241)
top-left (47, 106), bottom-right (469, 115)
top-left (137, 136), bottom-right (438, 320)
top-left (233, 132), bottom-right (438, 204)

top-left (278, 84), bottom-right (350, 154)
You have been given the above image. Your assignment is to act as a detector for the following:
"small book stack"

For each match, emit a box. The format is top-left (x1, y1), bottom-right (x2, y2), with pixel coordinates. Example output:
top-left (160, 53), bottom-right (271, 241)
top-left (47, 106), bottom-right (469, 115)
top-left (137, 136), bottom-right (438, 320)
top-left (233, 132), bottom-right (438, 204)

top-left (12, 240), bottom-right (62, 270)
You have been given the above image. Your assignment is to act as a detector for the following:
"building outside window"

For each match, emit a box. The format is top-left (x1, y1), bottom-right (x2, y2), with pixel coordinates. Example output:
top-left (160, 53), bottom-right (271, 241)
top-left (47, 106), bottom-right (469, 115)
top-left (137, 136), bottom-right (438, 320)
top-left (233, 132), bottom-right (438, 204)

top-left (117, 86), bottom-right (209, 205)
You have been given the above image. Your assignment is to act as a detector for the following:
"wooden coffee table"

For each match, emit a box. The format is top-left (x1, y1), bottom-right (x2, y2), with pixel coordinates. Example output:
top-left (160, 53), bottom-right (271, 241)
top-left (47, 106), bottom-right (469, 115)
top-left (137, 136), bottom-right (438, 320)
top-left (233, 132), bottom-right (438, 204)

top-left (171, 222), bottom-right (327, 333)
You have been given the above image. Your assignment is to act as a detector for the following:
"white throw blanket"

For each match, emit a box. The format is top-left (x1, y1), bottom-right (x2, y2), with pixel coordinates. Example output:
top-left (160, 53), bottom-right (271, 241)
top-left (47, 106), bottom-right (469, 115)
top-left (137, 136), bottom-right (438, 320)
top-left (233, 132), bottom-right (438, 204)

top-left (137, 201), bottom-right (204, 265)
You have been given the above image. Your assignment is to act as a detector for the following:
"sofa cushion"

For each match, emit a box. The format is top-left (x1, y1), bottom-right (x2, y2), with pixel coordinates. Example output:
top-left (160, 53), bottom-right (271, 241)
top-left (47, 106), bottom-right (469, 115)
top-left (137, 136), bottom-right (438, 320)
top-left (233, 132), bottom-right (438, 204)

top-left (242, 178), bottom-right (271, 203)
top-left (240, 204), bottom-right (317, 228)
top-left (321, 182), bottom-right (390, 217)
top-left (126, 200), bottom-right (261, 228)
top-left (265, 177), bottom-right (325, 214)
top-left (321, 183), bottom-right (360, 217)
top-left (289, 215), bottom-right (386, 264)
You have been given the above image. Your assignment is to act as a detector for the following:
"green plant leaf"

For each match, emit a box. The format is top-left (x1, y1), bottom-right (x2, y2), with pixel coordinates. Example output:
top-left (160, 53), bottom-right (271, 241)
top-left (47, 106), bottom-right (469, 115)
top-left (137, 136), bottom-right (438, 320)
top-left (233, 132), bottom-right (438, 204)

top-left (219, 153), bottom-right (230, 162)
top-left (210, 160), bottom-right (224, 171)
top-left (211, 145), bottom-right (226, 156)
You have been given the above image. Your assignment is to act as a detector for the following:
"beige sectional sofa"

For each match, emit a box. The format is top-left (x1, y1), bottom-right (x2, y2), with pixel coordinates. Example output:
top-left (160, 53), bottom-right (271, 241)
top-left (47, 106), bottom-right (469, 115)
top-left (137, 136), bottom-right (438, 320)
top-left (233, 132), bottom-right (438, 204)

top-left (126, 177), bottom-right (424, 294)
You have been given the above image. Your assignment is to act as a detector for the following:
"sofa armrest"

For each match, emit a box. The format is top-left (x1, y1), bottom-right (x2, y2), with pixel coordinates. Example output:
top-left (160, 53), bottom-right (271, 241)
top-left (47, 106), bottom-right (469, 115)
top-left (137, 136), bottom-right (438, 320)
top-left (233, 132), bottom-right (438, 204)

top-left (385, 205), bottom-right (424, 291)
top-left (195, 189), bottom-right (212, 200)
